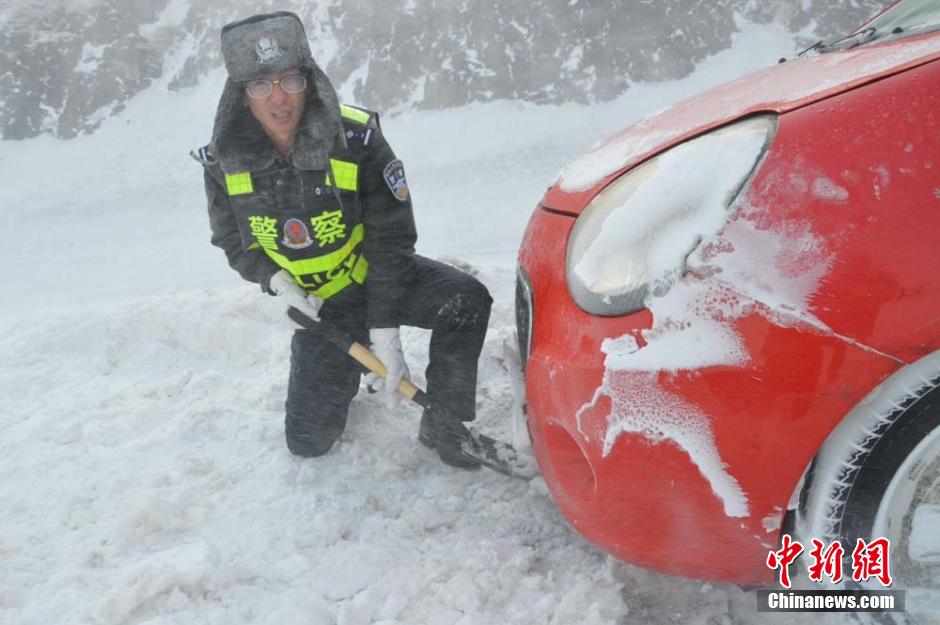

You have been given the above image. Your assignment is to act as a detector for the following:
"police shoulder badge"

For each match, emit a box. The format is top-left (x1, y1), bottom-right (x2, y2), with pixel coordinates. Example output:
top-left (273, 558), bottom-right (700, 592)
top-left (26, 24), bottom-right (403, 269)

top-left (282, 218), bottom-right (314, 249)
top-left (382, 159), bottom-right (409, 203)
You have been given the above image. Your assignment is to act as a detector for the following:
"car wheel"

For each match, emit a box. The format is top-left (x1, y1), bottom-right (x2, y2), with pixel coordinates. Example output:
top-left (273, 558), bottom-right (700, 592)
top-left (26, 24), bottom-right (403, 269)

top-left (798, 353), bottom-right (940, 625)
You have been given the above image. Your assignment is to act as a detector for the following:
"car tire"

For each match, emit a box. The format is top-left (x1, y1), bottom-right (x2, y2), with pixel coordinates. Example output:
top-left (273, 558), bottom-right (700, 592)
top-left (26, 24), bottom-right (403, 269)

top-left (798, 353), bottom-right (940, 625)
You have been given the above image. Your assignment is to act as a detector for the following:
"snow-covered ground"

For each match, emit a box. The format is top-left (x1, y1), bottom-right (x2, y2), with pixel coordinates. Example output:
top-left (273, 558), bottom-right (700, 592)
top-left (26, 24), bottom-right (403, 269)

top-left (1, 20), bottom-right (840, 625)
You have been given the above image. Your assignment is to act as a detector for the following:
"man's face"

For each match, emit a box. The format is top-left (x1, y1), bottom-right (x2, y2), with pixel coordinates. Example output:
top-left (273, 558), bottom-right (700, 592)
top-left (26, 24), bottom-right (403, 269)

top-left (245, 68), bottom-right (306, 142)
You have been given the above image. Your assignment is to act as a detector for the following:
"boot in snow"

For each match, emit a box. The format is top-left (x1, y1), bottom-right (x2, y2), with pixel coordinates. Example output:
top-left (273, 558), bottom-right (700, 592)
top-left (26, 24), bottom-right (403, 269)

top-left (419, 410), bottom-right (481, 470)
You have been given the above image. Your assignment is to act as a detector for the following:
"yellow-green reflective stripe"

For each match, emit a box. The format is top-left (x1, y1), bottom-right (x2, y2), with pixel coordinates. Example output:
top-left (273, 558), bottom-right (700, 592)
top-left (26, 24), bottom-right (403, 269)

top-left (331, 160), bottom-right (358, 191)
top-left (225, 172), bottom-right (253, 195)
top-left (351, 254), bottom-right (368, 283)
top-left (324, 159), bottom-right (359, 192)
top-left (340, 104), bottom-right (370, 125)
top-left (313, 274), bottom-right (350, 299)
top-left (263, 224), bottom-right (364, 275)
top-left (312, 256), bottom-right (369, 299)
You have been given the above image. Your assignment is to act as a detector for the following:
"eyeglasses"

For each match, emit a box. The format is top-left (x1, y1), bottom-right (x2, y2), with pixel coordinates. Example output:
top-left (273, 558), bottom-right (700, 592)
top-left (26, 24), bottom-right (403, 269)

top-left (244, 73), bottom-right (307, 99)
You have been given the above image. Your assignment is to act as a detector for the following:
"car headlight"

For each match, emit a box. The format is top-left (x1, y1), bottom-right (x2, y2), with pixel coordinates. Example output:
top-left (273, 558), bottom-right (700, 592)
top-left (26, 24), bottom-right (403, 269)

top-left (566, 115), bottom-right (777, 316)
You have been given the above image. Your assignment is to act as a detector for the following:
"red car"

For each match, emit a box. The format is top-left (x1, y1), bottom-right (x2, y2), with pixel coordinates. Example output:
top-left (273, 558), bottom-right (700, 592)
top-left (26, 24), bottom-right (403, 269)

top-left (516, 0), bottom-right (940, 613)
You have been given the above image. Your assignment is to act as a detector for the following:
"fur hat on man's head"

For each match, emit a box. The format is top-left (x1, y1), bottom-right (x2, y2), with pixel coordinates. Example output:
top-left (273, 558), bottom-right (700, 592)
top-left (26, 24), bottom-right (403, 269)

top-left (210, 11), bottom-right (346, 173)
top-left (220, 11), bottom-right (312, 82)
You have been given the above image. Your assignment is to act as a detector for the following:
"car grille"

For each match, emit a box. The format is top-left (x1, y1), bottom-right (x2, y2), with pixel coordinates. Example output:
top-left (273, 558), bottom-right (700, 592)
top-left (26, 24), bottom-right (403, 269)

top-left (515, 266), bottom-right (533, 372)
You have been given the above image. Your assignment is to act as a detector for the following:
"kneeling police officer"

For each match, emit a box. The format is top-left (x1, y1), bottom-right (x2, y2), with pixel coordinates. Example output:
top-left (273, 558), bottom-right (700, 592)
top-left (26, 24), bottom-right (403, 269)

top-left (195, 11), bottom-right (492, 469)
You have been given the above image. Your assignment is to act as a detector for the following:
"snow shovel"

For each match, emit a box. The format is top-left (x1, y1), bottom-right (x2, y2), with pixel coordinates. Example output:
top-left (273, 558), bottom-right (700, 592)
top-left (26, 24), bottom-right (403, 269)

top-left (286, 306), bottom-right (538, 479)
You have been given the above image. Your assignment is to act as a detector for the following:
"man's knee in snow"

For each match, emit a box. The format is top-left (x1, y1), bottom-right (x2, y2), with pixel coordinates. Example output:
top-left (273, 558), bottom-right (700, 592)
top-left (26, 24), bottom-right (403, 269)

top-left (286, 433), bottom-right (335, 458)
top-left (284, 412), bottom-right (344, 458)
top-left (437, 283), bottom-right (492, 331)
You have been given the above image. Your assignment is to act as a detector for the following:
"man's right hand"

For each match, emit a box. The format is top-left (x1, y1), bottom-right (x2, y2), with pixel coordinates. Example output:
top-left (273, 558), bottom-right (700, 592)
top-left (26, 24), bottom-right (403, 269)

top-left (364, 327), bottom-right (411, 411)
top-left (269, 269), bottom-right (322, 322)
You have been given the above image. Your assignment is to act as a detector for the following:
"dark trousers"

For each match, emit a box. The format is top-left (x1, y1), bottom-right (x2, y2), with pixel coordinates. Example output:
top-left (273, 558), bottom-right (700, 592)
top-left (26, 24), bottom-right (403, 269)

top-left (284, 255), bottom-right (493, 457)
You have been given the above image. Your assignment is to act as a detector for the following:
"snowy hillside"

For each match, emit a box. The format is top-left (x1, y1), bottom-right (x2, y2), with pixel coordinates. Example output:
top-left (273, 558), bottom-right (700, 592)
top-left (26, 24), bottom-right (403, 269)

top-left (0, 14), bottom-right (866, 625)
top-left (0, 0), bottom-right (885, 139)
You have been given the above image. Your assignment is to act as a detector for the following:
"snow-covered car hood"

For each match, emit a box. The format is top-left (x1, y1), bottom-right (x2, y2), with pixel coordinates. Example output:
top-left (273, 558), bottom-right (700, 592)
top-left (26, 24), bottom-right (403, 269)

top-left (545, 31), bottom-right (940, 214)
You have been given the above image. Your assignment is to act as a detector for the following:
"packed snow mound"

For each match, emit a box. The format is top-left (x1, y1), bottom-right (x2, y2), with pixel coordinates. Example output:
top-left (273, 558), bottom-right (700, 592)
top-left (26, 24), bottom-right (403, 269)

top-left (0, 286), bottom-right (629, 625)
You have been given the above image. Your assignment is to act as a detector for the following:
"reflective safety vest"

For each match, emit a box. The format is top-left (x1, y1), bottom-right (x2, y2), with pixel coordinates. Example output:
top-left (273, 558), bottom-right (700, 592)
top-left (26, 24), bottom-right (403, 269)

top-left (223, 148), bottom-right (369, 300)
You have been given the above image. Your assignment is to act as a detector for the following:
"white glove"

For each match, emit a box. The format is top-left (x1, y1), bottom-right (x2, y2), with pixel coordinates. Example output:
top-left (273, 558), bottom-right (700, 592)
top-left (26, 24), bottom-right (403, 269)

top-left (364, 327), bottom-right (411, 410)
top-left (269, 269), bottom-right (322, 323)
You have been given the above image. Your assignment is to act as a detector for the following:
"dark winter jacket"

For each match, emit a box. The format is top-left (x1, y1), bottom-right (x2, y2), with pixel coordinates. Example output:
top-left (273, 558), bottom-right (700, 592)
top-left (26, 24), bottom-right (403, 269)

top-left (196, 103), bottom-right (418, 329)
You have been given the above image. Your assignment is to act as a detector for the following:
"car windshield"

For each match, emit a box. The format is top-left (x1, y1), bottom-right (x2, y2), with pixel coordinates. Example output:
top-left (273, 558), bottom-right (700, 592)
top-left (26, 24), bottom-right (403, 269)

top-left (863, 0), bottom-right (940, 36)
top-left (801, 0), bottom-right (940, 56)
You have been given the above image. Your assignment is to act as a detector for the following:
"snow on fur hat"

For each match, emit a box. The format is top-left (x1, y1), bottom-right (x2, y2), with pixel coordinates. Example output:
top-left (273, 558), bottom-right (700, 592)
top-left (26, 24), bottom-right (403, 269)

top-left (211, 11), bottom-right (346, 173)
top-left (221, 11), bottom-right (312, 82)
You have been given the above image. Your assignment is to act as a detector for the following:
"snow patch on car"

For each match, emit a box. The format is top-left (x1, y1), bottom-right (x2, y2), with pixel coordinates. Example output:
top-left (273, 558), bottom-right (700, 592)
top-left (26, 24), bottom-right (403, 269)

top-left (583, 278), bottom-right (752, 518)
top-left (582, 191), bottom-right (839, 519)
top-left (811, 177), bottom-right (849, 202)
top-left (557, 122), bottom-right (677, 192)
top-left (762, 508), bottom-right (784, 533)
top-left (872, 165), bottom-right (890, 201)
top-left (690, 214), bottom-right (833, 315)
top-left (568, 119), bottom-right (772, 307)
top-left (576, 367), bottom-right (751, 518)
top-left (602, 280), bottom-right (750, 372)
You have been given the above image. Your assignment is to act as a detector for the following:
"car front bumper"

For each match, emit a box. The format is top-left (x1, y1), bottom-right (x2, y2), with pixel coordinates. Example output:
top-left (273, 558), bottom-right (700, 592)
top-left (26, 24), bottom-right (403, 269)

top-left (517, 206), bottom-right (900, 584)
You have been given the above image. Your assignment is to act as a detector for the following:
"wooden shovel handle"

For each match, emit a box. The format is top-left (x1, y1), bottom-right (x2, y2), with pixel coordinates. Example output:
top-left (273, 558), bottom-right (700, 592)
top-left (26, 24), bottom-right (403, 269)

top-left (348, 342), bottom-right (421, 401)
top-left (287, 306), bottom-right (428, 406)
